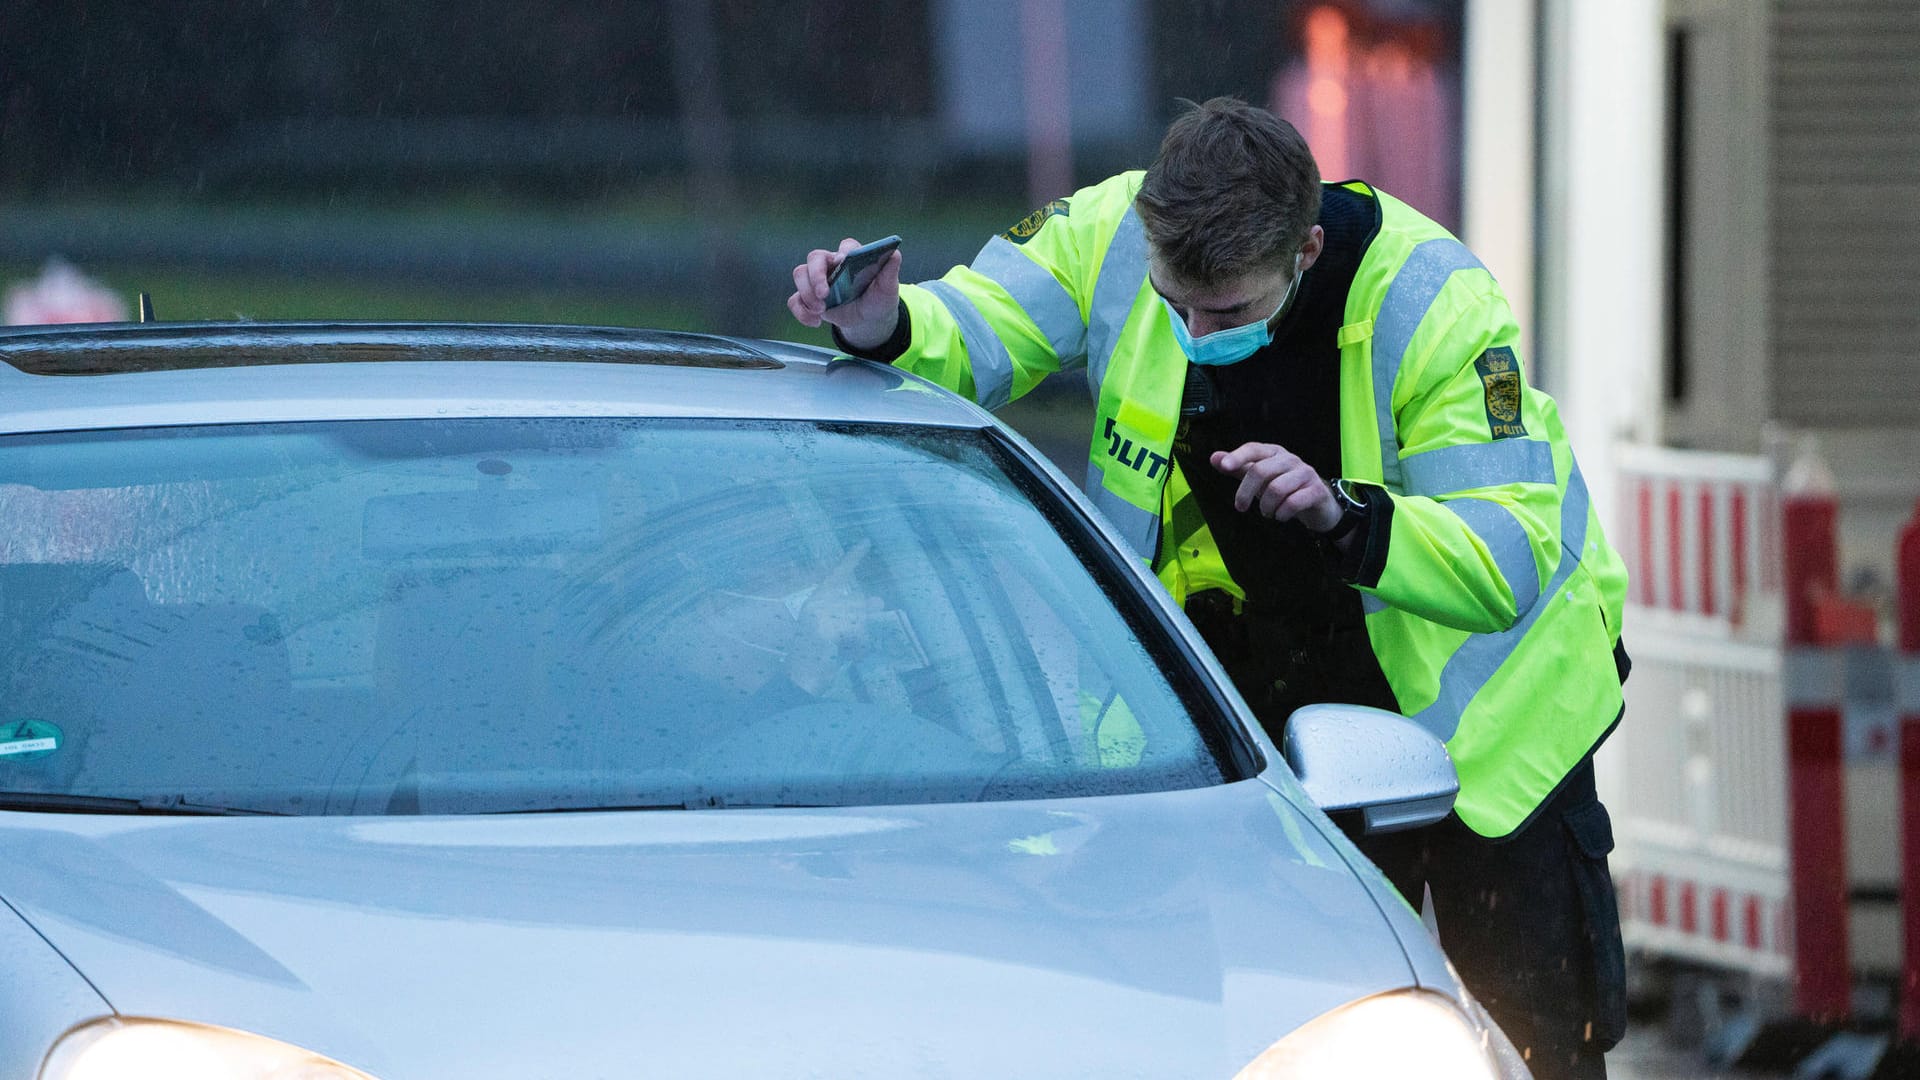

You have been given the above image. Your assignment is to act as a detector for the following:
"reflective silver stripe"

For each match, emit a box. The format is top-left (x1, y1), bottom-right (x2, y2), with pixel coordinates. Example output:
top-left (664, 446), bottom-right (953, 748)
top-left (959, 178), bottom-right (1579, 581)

top-left (1410, 462), bottom-right (1590, 741)
top-left (1443, 497), bottom-right (1542, 616)
top-left (1082, 208), bottom-right (1155, 556)
top-left (970, 236), bottom-right (1088, 368)
top-left (1401, 439), bottom-right (1556, 496)
top-left (923, 279), bottom-right (1016, 411)
top-left (1087, 208), bottom-right (1149, 392)
top-left (1084, 463), bottom-right (1159, 561)
top-left (1371, 238), bottom-right (1485, 490)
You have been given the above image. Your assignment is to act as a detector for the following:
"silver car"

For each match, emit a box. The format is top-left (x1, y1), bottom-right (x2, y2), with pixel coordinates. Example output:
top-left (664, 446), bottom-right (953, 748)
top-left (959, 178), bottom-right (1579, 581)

top-left (0, 323), bottom-right (1525, 1079)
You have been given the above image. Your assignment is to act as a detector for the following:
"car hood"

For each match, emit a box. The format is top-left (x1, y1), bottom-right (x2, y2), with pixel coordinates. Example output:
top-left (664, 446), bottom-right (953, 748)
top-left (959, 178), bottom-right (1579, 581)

top-left (0, 779), bottom-right (1421, 1079)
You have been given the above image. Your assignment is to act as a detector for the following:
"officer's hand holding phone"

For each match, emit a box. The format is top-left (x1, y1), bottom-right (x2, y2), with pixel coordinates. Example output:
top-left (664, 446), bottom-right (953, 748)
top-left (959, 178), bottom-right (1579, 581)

top-left (787, 236), bottom-right (904, 352)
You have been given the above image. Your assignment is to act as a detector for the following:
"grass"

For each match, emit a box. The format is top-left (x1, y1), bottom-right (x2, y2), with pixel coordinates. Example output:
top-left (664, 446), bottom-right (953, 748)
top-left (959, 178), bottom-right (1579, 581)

top-left (0, 260), bottom-right (844, 347)
top-left (4, 261), bottom-right (699, 329)
top-left (4, 186), bottom-right (1042, 344)
top-left (2, 195), bottom-right (1088, 458)
top-left (14, 188), bottom-right (1026, 254)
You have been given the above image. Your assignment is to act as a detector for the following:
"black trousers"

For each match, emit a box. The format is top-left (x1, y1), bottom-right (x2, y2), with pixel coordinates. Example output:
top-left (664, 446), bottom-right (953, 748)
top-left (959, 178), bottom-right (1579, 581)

top-left (1355, 759), bottom-right (1628, 1080)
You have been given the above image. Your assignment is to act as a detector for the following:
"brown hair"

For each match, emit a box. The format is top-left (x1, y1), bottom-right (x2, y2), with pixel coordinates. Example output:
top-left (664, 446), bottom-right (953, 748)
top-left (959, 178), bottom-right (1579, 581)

top-left (1134, 97), bottom-right (1322, 289)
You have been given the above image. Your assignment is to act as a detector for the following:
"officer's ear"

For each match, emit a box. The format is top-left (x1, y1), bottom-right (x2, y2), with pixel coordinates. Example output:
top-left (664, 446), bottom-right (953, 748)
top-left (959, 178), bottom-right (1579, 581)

top-left (1297, 225), bottom-right (1327, 274)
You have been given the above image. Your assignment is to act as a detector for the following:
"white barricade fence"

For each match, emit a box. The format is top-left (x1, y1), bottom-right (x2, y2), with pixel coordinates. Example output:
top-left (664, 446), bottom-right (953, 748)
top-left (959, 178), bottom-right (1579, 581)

top-left (1599, 443), bottom-right (1793, 979)
top-left (1613, 443), bottom-right (1781, 633)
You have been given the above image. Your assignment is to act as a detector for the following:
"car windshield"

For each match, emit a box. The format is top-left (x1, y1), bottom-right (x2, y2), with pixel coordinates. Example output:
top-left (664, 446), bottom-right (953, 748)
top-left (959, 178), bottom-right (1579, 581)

top-left (0, 418), bottom-right (1231, 814)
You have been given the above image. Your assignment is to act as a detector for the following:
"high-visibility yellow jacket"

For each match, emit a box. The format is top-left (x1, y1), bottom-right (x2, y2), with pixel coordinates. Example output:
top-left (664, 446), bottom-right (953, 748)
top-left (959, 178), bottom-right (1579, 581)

top-left (889, 171), bottom-right (1628, 838)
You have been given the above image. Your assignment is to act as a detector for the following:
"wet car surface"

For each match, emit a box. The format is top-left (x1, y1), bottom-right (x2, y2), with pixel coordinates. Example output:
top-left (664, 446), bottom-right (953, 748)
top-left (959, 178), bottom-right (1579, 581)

top-left (0, 322), bottom-right (1525, 1079)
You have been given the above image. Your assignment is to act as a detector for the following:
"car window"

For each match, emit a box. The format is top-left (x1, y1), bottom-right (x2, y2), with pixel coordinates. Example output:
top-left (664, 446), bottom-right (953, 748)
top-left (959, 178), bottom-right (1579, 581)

top-left (0, 418), bottom-right (1230, 814)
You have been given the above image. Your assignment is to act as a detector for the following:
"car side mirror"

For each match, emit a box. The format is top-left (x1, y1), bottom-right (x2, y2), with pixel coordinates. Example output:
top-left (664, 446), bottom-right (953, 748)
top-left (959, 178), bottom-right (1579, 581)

top-left (1281, 704), bottom-right (1459, 835)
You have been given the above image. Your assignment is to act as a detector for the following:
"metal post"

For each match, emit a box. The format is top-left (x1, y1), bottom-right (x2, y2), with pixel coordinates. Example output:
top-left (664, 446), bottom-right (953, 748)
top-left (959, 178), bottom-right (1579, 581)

top-left (1782, 454), bottom-right (1851, 1022)
top-left (1898, 499), bottom-right (1920, 1042)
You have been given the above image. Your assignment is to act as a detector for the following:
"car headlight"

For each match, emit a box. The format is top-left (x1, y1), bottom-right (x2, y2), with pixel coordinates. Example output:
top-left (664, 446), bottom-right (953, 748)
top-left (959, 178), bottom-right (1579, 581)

top-left (41, 1017), bottom-right (379, 1080)
top-left (1232, 990), bottom-right (1526, 1079)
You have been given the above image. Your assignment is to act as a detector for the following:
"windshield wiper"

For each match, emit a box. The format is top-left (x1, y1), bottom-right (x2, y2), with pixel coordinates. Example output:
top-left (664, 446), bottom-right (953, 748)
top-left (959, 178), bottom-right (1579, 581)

top-left (495, 797), bottom-right (833, 814)
top-left (0, 791), bottom-right (288, 816)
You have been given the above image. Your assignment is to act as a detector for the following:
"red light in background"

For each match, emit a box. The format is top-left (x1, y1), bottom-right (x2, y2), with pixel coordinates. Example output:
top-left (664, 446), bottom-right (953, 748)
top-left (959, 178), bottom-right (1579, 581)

top-left (1302, 6), bottom-right (1352, 180)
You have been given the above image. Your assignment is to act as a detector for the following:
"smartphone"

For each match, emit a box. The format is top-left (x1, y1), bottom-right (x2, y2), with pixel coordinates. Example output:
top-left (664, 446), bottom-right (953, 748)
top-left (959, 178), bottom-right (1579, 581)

top-left (824, 235), bottom-right (902, 309)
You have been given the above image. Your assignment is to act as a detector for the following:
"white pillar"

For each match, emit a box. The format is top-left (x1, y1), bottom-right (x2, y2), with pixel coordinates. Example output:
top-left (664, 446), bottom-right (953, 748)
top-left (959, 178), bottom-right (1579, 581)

top-left (1537, 0), bottom-right (1667, 538)
top-left (1461, 0), bottom-right (1537, 366)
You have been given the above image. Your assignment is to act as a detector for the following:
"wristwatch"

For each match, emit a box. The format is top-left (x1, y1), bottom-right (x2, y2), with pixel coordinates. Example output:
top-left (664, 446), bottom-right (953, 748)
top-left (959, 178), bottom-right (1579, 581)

top-left (1322, 478), bottom-right (1370, 543)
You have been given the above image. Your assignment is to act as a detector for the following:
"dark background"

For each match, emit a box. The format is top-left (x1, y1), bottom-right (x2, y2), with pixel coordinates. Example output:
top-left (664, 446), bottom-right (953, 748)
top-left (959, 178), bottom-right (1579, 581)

top-left (1, 0), bottom-right (1463, 347)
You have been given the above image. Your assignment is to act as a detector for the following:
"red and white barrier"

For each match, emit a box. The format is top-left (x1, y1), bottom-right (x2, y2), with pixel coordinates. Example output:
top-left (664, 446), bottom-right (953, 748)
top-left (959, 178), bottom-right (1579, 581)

top-left (1609, 441), bottom-right (1920, 1073)
top-left (1898, 500), bottom-right (1920, 1041)
top-left (1781, 478), bottom-right (1852, 1022)
top-left (1615, 868), bottom-right (1790, 965)
top-left (1616, 444), bottom-right (1779, 630)
top-left (1601, 443), bottom-right (1792, 981)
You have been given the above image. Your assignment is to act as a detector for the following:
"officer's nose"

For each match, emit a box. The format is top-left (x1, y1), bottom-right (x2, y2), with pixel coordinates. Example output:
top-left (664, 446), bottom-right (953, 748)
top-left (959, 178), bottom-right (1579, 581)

top-left (1187, 312), bottom-right (1236, 337)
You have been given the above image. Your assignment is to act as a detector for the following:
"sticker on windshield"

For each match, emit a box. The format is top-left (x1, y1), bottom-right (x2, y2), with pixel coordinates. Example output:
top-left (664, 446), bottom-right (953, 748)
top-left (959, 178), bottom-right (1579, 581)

top-left (0, 719), bottom-right (62, 763)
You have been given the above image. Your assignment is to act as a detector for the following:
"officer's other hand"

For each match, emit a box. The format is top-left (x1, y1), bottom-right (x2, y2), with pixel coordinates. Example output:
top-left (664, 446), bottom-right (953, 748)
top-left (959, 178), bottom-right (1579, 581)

top-left (787, 238), bottom-right (903, 351)
top-left (1211, 443), bottom-right (1341, 532)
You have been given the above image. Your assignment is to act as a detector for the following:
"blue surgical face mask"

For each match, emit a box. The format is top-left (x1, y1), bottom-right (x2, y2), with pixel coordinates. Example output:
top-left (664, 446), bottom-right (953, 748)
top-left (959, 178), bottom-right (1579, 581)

top-left (1164, 255), bottom-right (1304, 367)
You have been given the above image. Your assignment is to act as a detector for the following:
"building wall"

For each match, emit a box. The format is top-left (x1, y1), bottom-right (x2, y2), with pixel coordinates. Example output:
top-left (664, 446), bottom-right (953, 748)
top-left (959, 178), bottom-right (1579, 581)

top-left (1766, 0), bottom-right (1920, 593)
top-left (1768, 0), bottom-right (1920, 432)
top-left (1658, 0), bottom-right (1920, 587)
top-left (1663, 0), bottom-right (1772, 454)
top-left (1501, 0), bottom-right (1920, 580)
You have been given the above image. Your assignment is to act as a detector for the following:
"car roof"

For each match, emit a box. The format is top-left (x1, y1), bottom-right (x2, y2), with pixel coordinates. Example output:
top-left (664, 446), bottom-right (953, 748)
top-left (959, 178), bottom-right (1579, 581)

top-left (0, 322), bottom-right (996, 435)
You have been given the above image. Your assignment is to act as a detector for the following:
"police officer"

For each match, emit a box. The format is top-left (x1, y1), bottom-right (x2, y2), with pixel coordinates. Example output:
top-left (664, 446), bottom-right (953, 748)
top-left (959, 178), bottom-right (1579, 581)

top-left (788, 97), bottom-right (1629, 1079)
